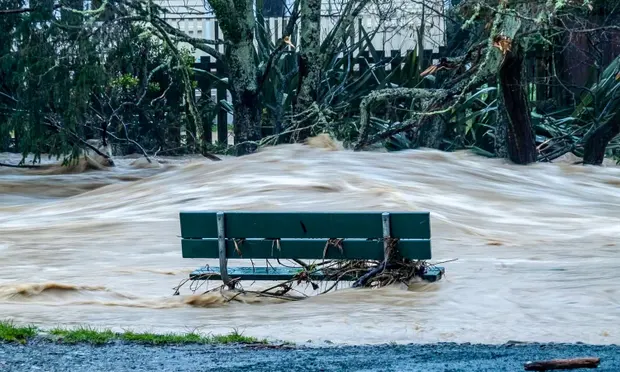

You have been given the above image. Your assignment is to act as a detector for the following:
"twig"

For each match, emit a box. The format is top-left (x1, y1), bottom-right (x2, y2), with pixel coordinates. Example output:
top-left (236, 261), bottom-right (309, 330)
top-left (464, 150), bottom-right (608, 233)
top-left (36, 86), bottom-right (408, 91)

top-left (43, 119), bottom-right (114, 162)
top-left (291, 259), bottom-right (311, 270)
top-left (320, 269), bottom-right (366, 294)
top-left (0, 162), bottom-right (41, 169)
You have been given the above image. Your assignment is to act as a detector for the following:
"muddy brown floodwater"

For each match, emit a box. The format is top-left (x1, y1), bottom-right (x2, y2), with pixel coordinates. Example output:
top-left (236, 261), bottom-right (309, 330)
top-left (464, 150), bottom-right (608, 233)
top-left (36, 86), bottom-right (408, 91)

top-left (1, 144), bottom-right (619, 345)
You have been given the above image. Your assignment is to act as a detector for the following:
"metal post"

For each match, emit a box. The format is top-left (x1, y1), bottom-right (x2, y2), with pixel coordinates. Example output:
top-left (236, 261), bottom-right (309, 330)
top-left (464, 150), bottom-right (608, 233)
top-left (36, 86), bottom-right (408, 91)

top-left (217, 211), bottom-right (232, 288)
top-left (382, 212), bottom-right (391, 264)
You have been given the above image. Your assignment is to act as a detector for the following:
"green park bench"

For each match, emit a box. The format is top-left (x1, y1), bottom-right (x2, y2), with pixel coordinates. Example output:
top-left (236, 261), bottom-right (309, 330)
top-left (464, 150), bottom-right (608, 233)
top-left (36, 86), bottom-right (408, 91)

top-left (179, 211), bottom-right (444, 288)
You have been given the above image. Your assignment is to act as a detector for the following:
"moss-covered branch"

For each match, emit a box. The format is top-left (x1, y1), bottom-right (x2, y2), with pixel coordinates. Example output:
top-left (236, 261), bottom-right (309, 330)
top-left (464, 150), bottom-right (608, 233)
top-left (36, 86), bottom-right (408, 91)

top-left (355, 88), bottom-right (448, 150)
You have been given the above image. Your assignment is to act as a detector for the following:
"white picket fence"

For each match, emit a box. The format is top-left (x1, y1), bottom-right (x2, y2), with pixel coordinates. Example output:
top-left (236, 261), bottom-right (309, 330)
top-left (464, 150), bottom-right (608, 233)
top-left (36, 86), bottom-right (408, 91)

top-left (157, 0), bottom-right (446, 58)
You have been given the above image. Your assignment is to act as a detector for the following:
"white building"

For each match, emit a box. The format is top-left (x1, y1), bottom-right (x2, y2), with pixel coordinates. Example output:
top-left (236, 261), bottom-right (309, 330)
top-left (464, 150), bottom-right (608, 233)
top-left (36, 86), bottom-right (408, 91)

top-left (154, 0), bottom-right (446, 60)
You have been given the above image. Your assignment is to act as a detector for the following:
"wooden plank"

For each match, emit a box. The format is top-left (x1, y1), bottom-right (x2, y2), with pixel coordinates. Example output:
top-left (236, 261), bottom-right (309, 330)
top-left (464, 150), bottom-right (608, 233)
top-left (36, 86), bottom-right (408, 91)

top-left (189, 265), bottom-right (444, 282)
top-left (180, 212), bottom-right (217, 239)
top-left (179, 211), bottom-right (431, 239)
top-left (524, 357), bottom-right (600, 371)
top-left (182, 238), bottom-right (431, 260)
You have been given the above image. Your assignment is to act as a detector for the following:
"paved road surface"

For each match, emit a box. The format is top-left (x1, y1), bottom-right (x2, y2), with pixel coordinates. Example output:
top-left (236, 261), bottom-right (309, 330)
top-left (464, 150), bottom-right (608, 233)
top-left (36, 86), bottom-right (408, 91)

top-left (1, 341), bottom-right (619, 371)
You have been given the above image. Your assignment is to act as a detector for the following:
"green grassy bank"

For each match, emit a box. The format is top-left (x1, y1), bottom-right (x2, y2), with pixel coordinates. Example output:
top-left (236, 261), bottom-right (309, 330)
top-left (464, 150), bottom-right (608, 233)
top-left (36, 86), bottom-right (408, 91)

top-left (0, 320), bottom-right (267, 346)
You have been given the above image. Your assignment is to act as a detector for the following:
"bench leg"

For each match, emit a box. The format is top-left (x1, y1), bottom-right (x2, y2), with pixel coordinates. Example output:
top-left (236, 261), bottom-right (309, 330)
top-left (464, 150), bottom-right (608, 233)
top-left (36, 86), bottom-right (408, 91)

top-left (382, 212), bottom-right (391, 265)
top-left (217, 211), bottom-right (233, 288)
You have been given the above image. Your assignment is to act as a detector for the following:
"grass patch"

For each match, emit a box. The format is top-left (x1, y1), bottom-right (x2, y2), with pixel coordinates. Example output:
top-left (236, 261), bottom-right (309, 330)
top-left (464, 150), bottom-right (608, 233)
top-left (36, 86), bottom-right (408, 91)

top-left (120, 331), bottom-right (205, 345)
top-left (0, 320), bottom-right (37, 344)
top-left (49, 326), bottom-right (115, 345)
top-left (1, 319), bottom-right (271, 346)
top-left (210, 329), bottom-right (266, 344)
top-left (120, 329), bottom-right (267, 345)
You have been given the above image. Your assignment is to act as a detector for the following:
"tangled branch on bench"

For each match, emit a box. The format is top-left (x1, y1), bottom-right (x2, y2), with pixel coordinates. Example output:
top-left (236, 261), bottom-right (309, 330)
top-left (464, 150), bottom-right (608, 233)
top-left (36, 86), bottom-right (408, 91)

top-left (175, 211), bottom-right (446, 300)
top-left (174, 257), bottom-right (440, 301)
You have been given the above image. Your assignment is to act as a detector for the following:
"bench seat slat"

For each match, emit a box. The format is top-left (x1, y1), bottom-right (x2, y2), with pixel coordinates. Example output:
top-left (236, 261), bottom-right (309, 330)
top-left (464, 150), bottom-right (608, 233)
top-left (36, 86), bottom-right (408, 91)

top-left (182, 238), bottom-right (432, 260)
top-left (189, 266), bottom-right (444, 283)
top-left (179, 211), bottom-right (431, 239)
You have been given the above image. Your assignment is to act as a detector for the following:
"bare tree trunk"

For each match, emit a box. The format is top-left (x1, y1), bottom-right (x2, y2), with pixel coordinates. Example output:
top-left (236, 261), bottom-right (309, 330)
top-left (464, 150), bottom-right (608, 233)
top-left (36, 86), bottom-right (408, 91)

top-left (232, 86), bottom-right (262, 155)
top-left (294, 0), bottom-right (322, 141)
top-left (208, 0), bottom-right (261, 155)
top-left (498, 41), bottom-right (537, 164)
top-left (583, 114), bottom-right (620, 165)
top-left (228, 40), bottom-right (260, 155)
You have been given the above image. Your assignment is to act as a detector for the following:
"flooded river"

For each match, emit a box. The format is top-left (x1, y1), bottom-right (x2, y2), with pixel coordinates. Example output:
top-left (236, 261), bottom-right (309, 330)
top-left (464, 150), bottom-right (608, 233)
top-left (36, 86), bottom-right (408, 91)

top-left (1, 143), bottom-right (619, 345)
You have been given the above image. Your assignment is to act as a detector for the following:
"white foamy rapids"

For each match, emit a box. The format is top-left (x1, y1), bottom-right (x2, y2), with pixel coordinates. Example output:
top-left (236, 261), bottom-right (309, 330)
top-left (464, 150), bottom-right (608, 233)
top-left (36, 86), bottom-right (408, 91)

top-left (1, 144), bottom-right (619, 345)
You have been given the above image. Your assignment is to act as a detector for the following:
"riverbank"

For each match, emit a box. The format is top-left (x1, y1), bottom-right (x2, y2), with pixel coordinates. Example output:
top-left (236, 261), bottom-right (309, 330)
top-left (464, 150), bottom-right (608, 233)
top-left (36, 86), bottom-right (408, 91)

top-left (2, 340), bottom-right (620, 372)
top-left (3, 320), bottom-right (620, 371)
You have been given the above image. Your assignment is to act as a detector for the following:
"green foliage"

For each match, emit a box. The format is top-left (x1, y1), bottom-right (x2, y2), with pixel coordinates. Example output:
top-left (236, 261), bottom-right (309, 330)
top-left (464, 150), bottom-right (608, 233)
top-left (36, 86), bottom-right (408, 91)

top-left (0, 4), bottom-right (200, 161)
top-left (110, 74), bottom-right (140, 90)
top-left (2, 0), bottom-right (617, 162)
top-left (572, 54), bottom-right (620, 128)
top-left (148, 82), bottom-right (161, 92)
top-left (556, 54), bottom-right (620, 160)
top-left (251, 18), bottom-right (429, 147)
top-left (0, 320), bottom-right (38, 344)
top-left (438, 85), bottom-right (499, 153)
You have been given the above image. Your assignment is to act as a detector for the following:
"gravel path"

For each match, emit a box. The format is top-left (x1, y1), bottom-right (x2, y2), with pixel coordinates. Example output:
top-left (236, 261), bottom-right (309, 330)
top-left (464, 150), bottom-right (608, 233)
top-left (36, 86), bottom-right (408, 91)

top-left (1, 341), bottom-right (619, 371)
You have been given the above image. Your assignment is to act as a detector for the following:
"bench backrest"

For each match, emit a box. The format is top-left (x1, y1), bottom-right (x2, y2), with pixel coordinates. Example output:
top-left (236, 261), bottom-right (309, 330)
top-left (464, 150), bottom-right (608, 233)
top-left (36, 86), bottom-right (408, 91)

top-left (180, 211), bottom-right (432, 260)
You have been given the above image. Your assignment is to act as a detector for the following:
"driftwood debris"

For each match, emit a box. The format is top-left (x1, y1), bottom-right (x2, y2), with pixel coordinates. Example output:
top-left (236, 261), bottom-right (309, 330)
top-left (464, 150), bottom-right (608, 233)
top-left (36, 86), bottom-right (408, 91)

top-left (524, 357), bottom-right (600, 371)
top-left (0, 162), bottom-right (41, 168)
